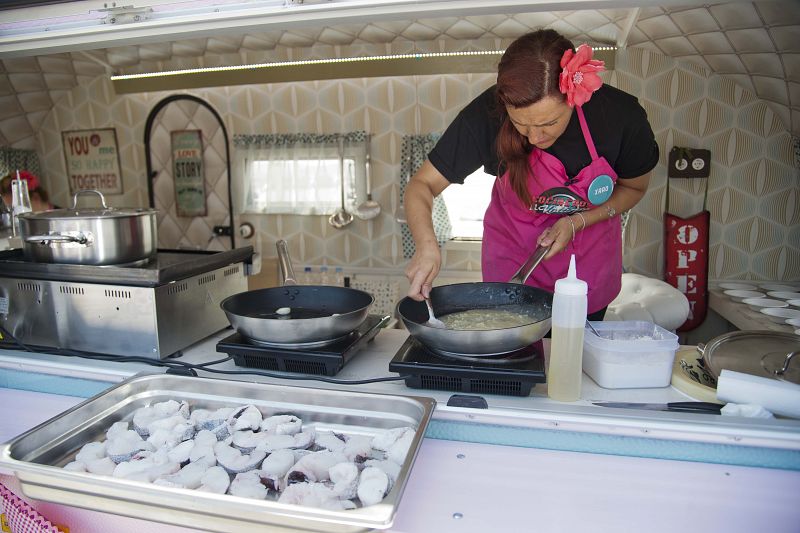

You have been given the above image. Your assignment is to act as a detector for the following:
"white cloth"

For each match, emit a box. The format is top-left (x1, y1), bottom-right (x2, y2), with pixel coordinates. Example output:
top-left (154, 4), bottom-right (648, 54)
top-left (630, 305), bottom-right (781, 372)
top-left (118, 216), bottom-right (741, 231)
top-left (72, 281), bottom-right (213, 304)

top-left (717, 369), bottom-right (800, 418)
top-left (719, 403), bottom-right (774, 418)
top-left (606, 273), bottom-right (690, 331)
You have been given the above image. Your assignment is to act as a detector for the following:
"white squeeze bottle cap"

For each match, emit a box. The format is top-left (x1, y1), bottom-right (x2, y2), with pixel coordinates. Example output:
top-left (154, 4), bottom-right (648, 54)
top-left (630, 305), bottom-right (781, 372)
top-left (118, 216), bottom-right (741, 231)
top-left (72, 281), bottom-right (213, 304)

top-left (554, 254), bottom-right (587, 296)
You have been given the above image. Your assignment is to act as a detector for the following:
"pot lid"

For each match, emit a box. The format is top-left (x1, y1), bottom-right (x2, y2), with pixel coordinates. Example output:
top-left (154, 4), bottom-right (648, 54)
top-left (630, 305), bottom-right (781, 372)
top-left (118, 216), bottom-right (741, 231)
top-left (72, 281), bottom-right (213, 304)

top-left (18, 206), bottom-right (155, 220)
top-left (17, 189), bottom-right (156, 220)
top-left (701, 330), bottom-right (800, 385)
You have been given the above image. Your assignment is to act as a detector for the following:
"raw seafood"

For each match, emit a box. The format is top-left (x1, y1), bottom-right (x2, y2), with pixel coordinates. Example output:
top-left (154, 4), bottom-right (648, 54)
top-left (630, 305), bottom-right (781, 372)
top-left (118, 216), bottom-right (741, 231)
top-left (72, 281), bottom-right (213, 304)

top-left (214, 441), bottom-right (267, 474)
top-left (229, 470), bottom-right (270, 499)
top-left (260, 414), bottom-right (302, 435)
top-left (357, 467), bottom-right (389, 506)
top-left (197, 466), bottom-right (231, 494)
top-left (228, 405), bottom-right (263, 431)
top-left (61, 400), bottom-right (417, 511)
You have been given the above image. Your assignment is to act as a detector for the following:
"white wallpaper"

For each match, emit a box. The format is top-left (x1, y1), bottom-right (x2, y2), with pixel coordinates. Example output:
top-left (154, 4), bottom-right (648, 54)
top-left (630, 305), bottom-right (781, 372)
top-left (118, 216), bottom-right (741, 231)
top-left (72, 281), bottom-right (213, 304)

top-left (34, 48), bottom-right (800, 281)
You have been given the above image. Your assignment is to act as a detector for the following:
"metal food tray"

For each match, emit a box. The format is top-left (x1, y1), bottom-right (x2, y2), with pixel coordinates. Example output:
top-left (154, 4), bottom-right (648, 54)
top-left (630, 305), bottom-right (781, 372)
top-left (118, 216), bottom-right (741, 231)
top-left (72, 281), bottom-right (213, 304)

top-left (0, 374), bottom-right (436, 533)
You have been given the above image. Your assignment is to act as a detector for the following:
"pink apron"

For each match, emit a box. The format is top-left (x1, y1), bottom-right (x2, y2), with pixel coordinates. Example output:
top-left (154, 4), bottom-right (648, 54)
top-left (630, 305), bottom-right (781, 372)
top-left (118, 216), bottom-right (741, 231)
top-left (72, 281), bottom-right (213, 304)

top-left (482, 106), bottom-right (622, 313)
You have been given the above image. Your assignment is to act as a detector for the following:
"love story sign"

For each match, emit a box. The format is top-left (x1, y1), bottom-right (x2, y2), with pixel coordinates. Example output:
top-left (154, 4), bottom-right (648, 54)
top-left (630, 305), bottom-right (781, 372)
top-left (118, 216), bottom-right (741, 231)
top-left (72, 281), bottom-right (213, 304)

top-left (171, 130), bottom-right (207, 217)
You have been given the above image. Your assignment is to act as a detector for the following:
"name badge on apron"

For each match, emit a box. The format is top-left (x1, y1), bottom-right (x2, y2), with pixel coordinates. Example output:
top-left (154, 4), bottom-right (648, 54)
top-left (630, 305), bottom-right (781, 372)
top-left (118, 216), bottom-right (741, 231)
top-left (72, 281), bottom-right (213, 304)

top-left (587, 174), bottom-right (614, 205)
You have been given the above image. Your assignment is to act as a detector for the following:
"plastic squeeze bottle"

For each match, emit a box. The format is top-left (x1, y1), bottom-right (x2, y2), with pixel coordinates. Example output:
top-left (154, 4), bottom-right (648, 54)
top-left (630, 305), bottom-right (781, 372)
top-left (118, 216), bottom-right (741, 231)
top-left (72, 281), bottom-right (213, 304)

top-left (547, 254), bottom-right (588, 402)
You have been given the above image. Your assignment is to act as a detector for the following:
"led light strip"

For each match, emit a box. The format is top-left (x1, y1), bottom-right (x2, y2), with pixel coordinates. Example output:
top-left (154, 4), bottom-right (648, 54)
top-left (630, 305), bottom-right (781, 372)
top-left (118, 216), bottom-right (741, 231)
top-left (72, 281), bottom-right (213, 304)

top-left (110, 50), bottom-right (504, 80)
top-left (110, 47), bottom-right (616, 80)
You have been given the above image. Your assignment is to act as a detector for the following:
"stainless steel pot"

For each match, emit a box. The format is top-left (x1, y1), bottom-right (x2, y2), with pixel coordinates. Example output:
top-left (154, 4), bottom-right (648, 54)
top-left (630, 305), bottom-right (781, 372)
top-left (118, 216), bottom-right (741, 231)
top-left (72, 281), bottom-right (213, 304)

top-left (18, 189), bottom-right (157, 265)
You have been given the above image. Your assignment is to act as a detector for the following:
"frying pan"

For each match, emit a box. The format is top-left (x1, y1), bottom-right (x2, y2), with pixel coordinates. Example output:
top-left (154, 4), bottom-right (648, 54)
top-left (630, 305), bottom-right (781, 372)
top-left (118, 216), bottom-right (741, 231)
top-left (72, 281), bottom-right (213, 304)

top-left (220, 240), bottom-right (373, 345)
top-left (397, 245), bottom-right (553, 356)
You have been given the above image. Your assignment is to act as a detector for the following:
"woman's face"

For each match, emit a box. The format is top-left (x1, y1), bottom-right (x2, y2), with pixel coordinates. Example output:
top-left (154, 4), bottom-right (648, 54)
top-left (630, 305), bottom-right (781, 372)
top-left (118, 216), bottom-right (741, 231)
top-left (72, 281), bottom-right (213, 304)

top-left (505, 96), bottom-right (573, 150)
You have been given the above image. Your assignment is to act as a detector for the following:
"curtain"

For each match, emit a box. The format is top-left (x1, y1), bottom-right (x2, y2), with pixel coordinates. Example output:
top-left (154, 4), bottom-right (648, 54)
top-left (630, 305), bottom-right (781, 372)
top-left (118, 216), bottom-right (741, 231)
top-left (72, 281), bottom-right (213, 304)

top-left (233, 132), bottom-right (367, 215)
top-left (400, 134), bottom-right (452, 259)
top-left (0, 148), bottom-right (41, 181)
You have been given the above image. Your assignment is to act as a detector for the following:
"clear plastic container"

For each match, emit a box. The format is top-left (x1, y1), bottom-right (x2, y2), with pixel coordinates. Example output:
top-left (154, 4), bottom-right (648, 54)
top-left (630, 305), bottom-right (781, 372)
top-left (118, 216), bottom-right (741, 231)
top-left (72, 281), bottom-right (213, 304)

top-left (582, 320), bottom-right (679, 389)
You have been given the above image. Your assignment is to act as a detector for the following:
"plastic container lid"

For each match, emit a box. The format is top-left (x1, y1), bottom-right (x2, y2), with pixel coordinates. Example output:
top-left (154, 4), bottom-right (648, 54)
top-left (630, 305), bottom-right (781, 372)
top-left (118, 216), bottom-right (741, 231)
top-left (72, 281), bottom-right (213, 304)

top-left (554, 254), bottom-right (587, 296)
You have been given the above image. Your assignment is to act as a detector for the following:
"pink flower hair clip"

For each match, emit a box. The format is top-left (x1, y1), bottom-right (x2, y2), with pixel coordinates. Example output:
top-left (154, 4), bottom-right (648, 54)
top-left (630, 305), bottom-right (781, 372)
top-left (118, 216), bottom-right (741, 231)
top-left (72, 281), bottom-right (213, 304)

top-left (559, 44), bottom-right (605, 107)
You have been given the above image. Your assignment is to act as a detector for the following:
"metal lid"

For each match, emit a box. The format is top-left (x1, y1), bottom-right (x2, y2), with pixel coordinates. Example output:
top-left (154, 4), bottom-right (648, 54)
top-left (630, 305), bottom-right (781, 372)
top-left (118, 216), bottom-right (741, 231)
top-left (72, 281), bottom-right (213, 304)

top-left (19, 207), bottom-right (155, 220)
top-left (17, 189), bottom-right (156, 220)
top-left (700, 330), bottom-right (800, 384)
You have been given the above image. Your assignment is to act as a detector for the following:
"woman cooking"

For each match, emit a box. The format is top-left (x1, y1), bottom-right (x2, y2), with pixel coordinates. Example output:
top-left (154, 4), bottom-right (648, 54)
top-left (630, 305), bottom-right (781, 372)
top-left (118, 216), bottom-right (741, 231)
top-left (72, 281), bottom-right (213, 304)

top-left (404, 29), bottom-right (659, 321)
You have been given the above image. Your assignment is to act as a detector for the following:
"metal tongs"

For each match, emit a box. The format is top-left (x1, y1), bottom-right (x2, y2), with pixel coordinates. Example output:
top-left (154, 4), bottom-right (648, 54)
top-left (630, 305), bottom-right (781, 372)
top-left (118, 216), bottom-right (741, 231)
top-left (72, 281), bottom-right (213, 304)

top-left (509, 244), bottom-right (550, 284)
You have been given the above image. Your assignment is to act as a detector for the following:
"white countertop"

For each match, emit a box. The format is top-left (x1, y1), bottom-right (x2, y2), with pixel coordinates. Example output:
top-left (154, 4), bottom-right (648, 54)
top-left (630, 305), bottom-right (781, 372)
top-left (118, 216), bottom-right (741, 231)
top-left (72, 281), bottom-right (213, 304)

top-left (2, 327), bottom-right (798, 450)
top-left (2, 329), bottom-right (800, 533)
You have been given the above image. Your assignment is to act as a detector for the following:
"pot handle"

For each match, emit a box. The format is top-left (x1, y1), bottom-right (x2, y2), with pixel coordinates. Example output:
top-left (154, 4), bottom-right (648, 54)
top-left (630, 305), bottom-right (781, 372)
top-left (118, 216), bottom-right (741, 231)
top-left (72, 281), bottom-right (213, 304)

top-left (509, 244), bottom-right (551, 284)
top-left (25, 233), bottom-right (90, 245)
top-left (696, 342), bottom-right (706, 356)
top-left (71, 189), bottom-right (109, 209)
top-left (276, 239), bottom-right (298, 286)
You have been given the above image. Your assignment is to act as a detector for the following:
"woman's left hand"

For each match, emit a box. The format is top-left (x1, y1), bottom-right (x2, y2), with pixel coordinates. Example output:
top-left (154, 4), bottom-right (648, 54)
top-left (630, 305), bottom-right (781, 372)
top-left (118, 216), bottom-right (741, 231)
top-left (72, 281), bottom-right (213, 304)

top-left (536, 217), bottom-right (575, 259)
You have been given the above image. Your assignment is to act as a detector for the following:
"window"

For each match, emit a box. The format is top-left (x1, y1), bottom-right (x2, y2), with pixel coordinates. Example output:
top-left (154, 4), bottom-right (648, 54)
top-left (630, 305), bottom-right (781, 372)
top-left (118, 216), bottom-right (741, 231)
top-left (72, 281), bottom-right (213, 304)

top-left (239, 141), bottom-right (365, 216)
top-left (440, 168), bottom-right (496, 239)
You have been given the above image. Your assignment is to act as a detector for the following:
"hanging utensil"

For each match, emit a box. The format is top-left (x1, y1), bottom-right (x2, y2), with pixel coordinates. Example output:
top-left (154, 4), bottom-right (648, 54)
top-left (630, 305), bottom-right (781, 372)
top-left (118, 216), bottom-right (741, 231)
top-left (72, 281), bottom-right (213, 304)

top-left (329, 138), bottom-right (354, 229)
top-left (354, 134), bottom-right (381, 220)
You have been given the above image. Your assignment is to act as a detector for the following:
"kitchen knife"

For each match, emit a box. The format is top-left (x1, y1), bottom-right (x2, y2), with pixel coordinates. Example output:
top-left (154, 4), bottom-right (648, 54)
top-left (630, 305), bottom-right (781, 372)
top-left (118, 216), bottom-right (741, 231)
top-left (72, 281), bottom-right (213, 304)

top-left (592, 401), bottom-right (723, 414)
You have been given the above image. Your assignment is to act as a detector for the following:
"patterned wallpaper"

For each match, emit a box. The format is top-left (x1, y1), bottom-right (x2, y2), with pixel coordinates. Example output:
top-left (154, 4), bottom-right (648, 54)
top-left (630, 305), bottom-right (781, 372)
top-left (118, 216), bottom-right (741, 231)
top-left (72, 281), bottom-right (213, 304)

top-left (34, 47), bottom-right (799, 281)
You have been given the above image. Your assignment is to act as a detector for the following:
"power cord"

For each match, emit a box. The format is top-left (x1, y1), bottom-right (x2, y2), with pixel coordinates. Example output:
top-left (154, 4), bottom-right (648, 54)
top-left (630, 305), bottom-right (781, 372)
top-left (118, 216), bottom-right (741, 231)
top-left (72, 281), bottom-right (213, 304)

top-left (0, 323), bottom-right (410, 386)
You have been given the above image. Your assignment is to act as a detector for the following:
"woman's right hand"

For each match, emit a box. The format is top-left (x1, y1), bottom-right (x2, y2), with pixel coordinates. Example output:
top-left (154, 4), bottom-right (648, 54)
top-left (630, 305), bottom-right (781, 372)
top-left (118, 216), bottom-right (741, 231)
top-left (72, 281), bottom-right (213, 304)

top-left (403, 160), bottom-right (452, 301)
top-left (405, 241), bottom-right (442, 301)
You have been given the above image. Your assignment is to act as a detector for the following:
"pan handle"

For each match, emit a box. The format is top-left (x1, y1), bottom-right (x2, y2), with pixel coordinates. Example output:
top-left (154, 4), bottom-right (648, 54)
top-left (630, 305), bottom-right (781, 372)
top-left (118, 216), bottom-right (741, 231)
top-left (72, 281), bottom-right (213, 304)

top-left (276, 239), bottom-right (298, 286)
top-left (509, 244), bottom-right (551, 284)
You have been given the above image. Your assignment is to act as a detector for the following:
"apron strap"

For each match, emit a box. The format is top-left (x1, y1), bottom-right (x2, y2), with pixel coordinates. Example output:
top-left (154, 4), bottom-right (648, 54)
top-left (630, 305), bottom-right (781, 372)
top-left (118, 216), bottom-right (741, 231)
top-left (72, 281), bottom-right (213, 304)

top-left (576, 106), bottom-right (599, 161)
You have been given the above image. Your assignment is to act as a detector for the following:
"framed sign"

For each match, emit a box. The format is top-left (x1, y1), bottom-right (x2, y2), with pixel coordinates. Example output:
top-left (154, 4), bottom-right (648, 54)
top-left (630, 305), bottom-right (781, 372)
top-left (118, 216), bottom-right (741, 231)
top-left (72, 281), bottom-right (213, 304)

top-left (171, 130), bottom-right (207, 217)
top-left (62, 128), bottom-right (123, 194)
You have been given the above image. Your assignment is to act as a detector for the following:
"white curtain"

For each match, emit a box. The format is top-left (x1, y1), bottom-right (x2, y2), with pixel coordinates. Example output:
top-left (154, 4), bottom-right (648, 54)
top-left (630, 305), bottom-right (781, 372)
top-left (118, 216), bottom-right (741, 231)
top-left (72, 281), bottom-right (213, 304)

top-left (234, 132), bottom-right (367, 216)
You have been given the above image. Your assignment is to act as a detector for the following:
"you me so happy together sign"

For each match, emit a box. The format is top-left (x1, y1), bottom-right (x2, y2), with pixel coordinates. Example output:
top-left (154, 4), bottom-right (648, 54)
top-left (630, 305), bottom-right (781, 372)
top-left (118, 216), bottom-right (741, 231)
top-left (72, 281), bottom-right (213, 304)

top-left (62, 128), bottom-right (123, 194)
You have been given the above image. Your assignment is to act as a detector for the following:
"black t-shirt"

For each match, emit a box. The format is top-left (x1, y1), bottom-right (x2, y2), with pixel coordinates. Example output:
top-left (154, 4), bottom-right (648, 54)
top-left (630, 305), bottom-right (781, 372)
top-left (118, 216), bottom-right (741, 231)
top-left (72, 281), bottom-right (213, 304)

top-left (428, 84), bottom-right (659, 183)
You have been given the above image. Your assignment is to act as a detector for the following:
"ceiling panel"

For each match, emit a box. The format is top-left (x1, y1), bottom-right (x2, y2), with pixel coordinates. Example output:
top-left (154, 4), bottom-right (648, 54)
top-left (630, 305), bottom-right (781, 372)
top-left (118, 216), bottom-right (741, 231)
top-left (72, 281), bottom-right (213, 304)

top-left (0, 0), bottom-right (798, 149)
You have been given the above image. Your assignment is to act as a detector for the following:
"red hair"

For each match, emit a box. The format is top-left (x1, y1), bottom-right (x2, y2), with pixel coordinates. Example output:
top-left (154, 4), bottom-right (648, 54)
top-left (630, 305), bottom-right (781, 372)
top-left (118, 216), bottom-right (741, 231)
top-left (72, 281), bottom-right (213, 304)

top-left (495, 30), bottom-right (574, 206)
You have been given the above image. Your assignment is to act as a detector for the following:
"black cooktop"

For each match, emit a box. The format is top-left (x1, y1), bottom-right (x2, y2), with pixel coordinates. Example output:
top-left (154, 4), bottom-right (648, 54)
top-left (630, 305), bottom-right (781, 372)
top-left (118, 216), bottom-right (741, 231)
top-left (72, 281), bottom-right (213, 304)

top-left (0, 247), bottom-right (253, 286)
top-left (389, 336), bottom-right (546, 397)
top-left (216, 314), bottom-right (387, 376)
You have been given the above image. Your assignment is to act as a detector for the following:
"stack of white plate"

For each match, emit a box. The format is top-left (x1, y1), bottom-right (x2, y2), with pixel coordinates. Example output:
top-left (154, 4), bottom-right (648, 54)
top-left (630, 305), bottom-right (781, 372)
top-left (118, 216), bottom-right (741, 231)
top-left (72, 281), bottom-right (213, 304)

top-left (760, 307), bottom-right (800, 324)
top-left (766, 291), bottom-right (800, 300)
top-left (741, 297), bottom-right (788, 312)
top-left (723, 289), bottom-right (764, 302)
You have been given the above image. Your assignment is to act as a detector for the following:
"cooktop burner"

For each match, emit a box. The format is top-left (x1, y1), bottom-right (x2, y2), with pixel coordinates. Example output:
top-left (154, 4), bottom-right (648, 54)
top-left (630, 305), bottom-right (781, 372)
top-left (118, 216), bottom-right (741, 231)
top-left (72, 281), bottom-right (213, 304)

top-left (0, 247), bottom-right (253, 287)
top-left (389, 336), bottom-right (546, 397)
top-left (216, 314), bottom-right (386, 376)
